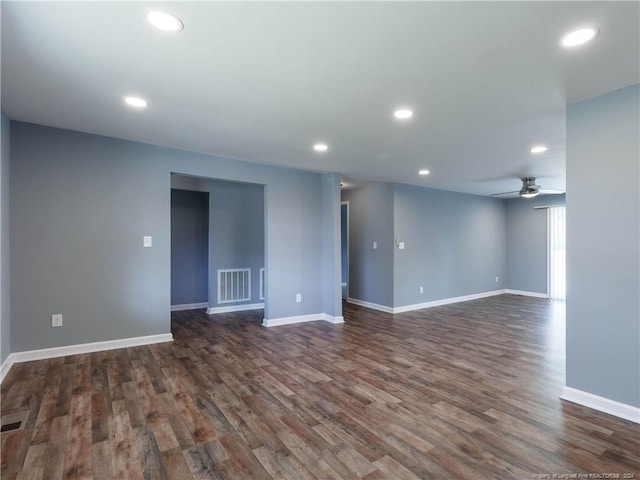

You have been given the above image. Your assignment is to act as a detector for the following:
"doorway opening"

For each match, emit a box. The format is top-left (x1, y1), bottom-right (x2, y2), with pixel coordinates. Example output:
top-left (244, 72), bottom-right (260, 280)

top-left (341, 201), bottom-right (349, 300)
top-left (170, 173), bottom-right (266, 316)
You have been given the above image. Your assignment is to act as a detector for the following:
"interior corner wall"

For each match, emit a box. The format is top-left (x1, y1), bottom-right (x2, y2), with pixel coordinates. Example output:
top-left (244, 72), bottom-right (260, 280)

top-left (506, 194), bottom-right (565, 295)
top-left (341, 184), bottom-right (394, 308)
top-left (9, 122), bottom-right (331, 352)
top-left (392, 184), bottom-right (506, 308)
top-left (566, 84), bottom-right (640, 408)
top-left (1, 112), bottom-right (10, 364)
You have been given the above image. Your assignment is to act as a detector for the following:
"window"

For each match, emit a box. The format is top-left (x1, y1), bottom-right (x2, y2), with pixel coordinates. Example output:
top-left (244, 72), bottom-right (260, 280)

top-left (548, 206), bottom-right (566, 299)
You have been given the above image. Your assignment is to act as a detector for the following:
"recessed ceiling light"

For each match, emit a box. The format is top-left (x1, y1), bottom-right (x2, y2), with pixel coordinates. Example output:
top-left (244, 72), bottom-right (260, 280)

top-left (394, 108), bottom-right (414, 120)
top-left (561, 27), bottom-right (599, 48)
top-left (530, 145), bottom-right (548, 154)
top-left (124, 96), bottom-right (147, 108)
top-left (147, 11), bottom-right (184, 32)
top-left (313, 143), bottom-right (328, 152)
top-left (418, 169), bottom-right (430, 176)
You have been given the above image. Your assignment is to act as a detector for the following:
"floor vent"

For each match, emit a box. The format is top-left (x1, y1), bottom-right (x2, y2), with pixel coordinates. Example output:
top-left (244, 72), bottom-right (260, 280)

top-left (1, 411), bottom-right (29, 433)
top-left (218, 268), bottom-right (251, 304)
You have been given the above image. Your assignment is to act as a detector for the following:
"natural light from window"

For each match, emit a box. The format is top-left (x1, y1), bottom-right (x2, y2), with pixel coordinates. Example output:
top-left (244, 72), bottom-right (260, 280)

top-left (548, 205), bottom-right (566, 300)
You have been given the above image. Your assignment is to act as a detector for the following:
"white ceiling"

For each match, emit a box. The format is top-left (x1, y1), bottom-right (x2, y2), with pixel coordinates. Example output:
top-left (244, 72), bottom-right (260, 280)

top-left (2, 2), bottom-right (638, 196)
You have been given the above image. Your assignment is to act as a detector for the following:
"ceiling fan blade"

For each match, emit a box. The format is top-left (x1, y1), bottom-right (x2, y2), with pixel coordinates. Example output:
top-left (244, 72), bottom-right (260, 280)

top-left (490, 191), bottom-right (520, 198)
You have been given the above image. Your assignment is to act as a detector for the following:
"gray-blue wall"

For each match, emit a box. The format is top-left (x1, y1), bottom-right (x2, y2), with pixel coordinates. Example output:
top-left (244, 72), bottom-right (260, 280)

top-left (393, 184), bottom-right (506, 308)
top-left (1, 112), bottom-right (10, 364)
top-left (208, 180), bottom-right (264, 308)
top-left (506, 195), bottom-right (565, 295)
top-left (342, 184), bottom-right (395, 307)
top-left (11, 124), bottom-right (170, 351)
top-left (341, 203), bottom-right (348, 286)
top-left (321, 173), bottom-right (342, 318)
top-left (171, 189), bottom-right (209, 306)
top-left (10, 122), bottom-right (340, 352)
top-left (566, 84), bottom-right (640, 408)
top-left (343, 183), bottom-right (506, 309)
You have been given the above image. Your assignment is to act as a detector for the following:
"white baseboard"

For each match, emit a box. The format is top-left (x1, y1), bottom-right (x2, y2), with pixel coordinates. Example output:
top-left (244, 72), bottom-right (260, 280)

top-left (0, 356), bottom-right (13, 384)
top-left (393, 289), bottom-right (506, 314)
top-left (322, 314), bottom-right (345, 324)
top-left (0, 333), bottom-right (173, 384)
top-left (207, 303), bottom-right (264, 315)
top-left (263, 313), bottom-right (324, 327)
top-left (561, 386), bottom-right (640, 424)
top-left (504, 289), bottom-right (549, 299)
top-left (348, 290), bottom-right (507, 315)
top-left (346, 297), bottom-right (394, 313)
top-left (263, 312), bottom-right (344, 327)
top-left (171, 302), bottom-right (208, 312)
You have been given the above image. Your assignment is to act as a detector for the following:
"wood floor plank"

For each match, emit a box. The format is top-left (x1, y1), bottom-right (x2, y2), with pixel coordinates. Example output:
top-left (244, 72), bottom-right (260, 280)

top-left (91, 391), bottom-right (111, 446)
top-left (136, 427), bottom-right (169, 480)
top-left (218, 433), bottom-right (271, 479)
top-left (373, 454), bottom-right (423, 480)
top-left (156, 391), bottom-right (196, 450)
top-left (41, 415), bottom-right (70, 480)
top-left (22, 443), bottom-right (47, 471)
top-left (91, 440), bottom-right (113, 480)
top-left (62, 392), bottom-right (93, 479)
top-left (14, 466), bottom-right (43, 480)
top-left (30, 385), bottom-right (59, 445)
top-left (250, 446), bottom-right (296, 480)
top-left (183, 443), bottom-right (224, 480)
top-left (1, 296), bottom-right (638, 479)
top-left (163, 374), bottom-right (216, 445)
top-left (159, 448), bottom-right (194, 480)
top-left (53, 362), bottom-right (75, 418)
top-left (109, 412), bottom-right (144, 480)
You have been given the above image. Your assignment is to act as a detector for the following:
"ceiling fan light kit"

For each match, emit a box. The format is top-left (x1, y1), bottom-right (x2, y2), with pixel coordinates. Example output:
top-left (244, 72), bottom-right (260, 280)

top-left (491, 177), bottom-right (564, 199)
top-left (520, 191), bottom-right (539, 198)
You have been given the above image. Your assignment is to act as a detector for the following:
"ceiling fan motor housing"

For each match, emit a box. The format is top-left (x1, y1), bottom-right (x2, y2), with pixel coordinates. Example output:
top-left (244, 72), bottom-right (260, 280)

top-left (519, 177), bottom-right (541, 197)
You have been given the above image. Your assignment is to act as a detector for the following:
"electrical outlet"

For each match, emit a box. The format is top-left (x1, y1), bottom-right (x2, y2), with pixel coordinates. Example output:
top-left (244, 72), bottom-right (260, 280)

top-left (143, 236), bottom-right (152, 247)
top-left (495, 276), bottom-right (499, 283)
top-left (296, 293), bottom-right (302, 303)
top-left (373, 241), bottom-right (377, 249)
top-left (51, 314), bottom-right (63, 328)
top-left (419, 286), bottom-right (424, 293)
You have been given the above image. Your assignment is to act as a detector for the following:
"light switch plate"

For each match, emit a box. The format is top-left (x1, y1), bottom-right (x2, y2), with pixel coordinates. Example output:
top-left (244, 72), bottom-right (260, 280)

top-left (143, 236), bottom-right (152, 247)
top-left (398, 242), bottom-right (405, 250)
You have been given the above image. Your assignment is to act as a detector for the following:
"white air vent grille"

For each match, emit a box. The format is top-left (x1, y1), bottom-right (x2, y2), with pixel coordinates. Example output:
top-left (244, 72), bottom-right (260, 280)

top-left (218, 269), bottom-right (251, 304)
top-left (260, 268), bottom-right (265, 300)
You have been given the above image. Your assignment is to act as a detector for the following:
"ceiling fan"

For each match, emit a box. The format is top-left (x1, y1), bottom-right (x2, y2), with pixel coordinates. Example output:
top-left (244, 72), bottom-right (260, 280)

top-left (491, 177), bottom-right (564, 199)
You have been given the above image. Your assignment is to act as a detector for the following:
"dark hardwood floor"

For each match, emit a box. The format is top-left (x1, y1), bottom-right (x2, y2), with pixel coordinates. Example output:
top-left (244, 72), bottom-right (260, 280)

top-left (1, 295), bottom-right (638, 479)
